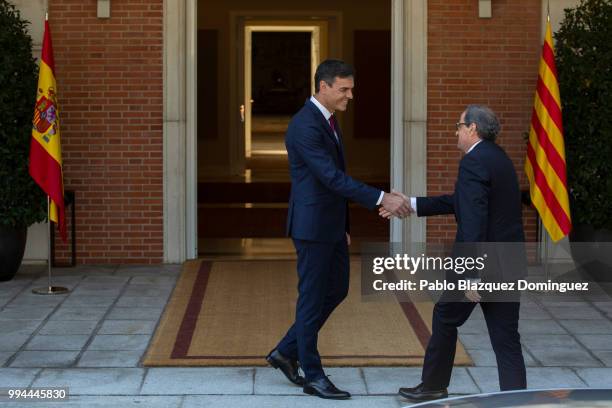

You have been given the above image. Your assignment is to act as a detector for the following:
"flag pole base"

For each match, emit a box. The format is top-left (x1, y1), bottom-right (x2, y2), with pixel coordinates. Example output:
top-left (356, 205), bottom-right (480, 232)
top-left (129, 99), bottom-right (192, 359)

top-left (32, 286), bottom-right (70, 295)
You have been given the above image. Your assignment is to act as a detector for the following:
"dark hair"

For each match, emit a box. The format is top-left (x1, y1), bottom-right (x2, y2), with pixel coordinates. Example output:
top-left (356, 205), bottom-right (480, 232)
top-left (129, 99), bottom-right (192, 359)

top-left (314, 59), bottom-right (354, 93)
top-left (463, 104), bottom-right (501, 141)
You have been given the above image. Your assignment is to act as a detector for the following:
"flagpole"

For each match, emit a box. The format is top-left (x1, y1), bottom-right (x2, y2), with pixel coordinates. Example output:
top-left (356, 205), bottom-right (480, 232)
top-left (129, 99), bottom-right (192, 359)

top-left (32, 196), bottom-right (70, 295)
top-left (47, 195), bottom-right (51, 289)
top-left (540, 4), bottom-right (551, 290)
top-left (543, 1), bottom-right (562, 286)
top-left (542, 222), bottom-right (552, 288)
top-left (31, 10), bottom-right (69, 296)
top-left (32, 198), bottom-right (69, 295)
top-left (542, 1), bottom-right (551, 286)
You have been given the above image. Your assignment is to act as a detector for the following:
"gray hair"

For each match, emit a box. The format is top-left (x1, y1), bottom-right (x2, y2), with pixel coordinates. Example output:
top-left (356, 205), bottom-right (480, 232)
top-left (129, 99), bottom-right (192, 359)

top-left (464, 105), bottom-right (500, 141)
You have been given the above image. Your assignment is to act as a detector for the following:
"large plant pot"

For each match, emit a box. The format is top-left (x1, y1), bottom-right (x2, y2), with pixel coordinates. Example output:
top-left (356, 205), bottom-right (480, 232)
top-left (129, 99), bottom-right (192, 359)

top-left (569, 224), bottom-right (612, 282)
top-left (0, 227), bottom-right (27, 282)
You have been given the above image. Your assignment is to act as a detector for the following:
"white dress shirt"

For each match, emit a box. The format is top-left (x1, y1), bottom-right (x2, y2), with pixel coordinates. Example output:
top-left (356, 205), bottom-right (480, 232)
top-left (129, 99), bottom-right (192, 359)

top-left (310, 96), bottom-right (385, 205)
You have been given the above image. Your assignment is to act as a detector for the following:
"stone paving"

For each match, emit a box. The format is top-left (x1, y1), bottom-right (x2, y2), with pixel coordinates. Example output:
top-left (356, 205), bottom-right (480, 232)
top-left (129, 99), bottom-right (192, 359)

top-left (0, 264), bottom-right (611, 407)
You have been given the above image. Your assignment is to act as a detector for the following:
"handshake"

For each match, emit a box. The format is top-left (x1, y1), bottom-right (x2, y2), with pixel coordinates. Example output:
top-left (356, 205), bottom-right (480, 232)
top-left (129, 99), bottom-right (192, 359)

top-left (379, 190), bottom-right (415, 219)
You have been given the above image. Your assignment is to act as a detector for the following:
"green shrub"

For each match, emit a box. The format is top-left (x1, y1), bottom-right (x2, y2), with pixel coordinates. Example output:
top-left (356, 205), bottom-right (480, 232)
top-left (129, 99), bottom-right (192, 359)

top-left (0, 0), bottom-right (46, 228)
top-left (555, 0), bottom-right (612, 230)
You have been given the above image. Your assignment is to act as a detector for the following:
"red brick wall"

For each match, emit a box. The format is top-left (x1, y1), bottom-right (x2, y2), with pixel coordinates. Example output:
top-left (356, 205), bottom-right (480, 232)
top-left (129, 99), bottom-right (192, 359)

top-left (46, 0), bottom-right (542, 263)
top-left (50, 0), bottom-right (164, 264)
top-left (426, 0), bottom-right (540, 244)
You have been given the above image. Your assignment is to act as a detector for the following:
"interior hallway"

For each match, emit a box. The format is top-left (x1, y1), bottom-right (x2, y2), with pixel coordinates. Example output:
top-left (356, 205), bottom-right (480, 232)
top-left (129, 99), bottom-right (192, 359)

top-left (198, 114), bottom-right (390, 257)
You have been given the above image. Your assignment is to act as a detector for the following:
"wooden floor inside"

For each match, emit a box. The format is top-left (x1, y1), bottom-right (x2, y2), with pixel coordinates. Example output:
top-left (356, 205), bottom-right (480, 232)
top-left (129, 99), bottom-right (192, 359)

top-left (198, 237), bottom-right (386, 259)
top-left (199, 116), bottom-right (390, 252)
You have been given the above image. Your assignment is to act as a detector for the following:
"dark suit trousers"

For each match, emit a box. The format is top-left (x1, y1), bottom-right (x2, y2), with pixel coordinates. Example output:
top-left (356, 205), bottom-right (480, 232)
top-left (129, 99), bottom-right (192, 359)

top-left (422, 300), bottom-right (526, 391)
top-left (276, 238), bottom-right (349, 381)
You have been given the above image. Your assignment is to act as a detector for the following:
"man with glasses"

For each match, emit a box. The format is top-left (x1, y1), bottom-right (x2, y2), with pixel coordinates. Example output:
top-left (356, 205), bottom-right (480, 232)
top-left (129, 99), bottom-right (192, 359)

top-left (381, 105), bottom-right (527, 401)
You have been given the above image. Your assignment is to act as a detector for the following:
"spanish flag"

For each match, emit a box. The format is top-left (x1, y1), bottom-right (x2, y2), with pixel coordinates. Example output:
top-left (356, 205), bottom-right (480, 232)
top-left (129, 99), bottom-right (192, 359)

top-left (525, 20), bottom-right (572, 242)
top-left (29, 18), bottom-right (66, 242)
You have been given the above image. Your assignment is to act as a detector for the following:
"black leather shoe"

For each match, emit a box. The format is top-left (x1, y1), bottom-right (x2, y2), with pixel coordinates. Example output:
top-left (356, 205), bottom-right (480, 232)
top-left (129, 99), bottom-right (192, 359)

top-left (399, 383), bottom-right (448, 401)
top-left (303, 376), bottom-right (351, 400)
top-left (266, 349), bottom-right (305, 386)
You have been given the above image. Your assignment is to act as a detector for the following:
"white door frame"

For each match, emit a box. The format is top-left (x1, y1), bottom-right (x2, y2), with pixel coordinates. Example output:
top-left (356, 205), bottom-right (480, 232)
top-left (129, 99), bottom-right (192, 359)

top-left (163, 0), bottom-right (198, 262)
top-left (229, 12), bottom-right (335, 176)
top-left (244, 25), bottom-right (321, 158)
top-left (185, 0), bottom-right (198, 259)
top-left (163, 0), bottom-right (428, 262)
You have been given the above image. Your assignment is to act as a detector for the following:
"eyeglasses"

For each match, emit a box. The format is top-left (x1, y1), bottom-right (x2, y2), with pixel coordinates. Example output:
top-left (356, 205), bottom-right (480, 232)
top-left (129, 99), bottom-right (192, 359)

top-left (455, 122), bottom-right (470, 130)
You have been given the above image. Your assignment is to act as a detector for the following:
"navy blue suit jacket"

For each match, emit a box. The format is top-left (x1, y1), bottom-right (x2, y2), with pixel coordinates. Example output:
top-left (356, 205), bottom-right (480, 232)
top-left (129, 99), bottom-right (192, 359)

top-left (285, 100), bottom-right (381, 243)
top-left (416, 140), bottom-right (527, 281)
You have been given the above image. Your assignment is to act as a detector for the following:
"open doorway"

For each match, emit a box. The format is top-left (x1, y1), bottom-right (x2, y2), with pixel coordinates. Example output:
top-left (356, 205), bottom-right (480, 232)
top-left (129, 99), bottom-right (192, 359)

top-left (197, 2), bottom-right (391, 258)
top-left (245, 29), bottom-right (316, 157)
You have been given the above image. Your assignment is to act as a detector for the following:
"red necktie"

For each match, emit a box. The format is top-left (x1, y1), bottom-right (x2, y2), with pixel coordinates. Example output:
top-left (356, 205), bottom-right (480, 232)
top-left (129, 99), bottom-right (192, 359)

top-left (328, 116), bottom-right (335, 133)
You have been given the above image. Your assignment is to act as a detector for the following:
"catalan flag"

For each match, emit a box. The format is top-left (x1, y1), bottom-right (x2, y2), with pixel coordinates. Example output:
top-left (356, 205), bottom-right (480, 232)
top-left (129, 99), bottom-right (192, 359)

top-left (29, 18), bottom-right (66, 242)
top-left (525, 19), bottom-right (572, 242)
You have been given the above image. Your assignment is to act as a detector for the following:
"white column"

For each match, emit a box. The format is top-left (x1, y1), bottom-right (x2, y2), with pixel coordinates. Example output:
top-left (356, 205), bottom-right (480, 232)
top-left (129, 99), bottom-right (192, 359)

top-left (390, 0), bottom-right (427, 248)
top-left (185, 0), bottom-right (198, 259)
top-left (163, 0), bottom-right (187, 262)
top-left (402, 0), bottom-right (428, 246)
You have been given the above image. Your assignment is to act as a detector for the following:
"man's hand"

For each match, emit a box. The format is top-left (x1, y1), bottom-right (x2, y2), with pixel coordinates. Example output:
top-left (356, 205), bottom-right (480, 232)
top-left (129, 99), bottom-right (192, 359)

top-left (346, 232), bottom-right (351, 246)
top-left (379, 207), bottom-right (393, 219)
top-left (380, 190), bottom-right (413, 219)
top-left (465, 289), bottom-right (481, 303)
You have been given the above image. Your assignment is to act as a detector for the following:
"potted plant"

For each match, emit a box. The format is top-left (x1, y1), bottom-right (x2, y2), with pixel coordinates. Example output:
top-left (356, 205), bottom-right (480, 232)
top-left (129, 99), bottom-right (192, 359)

top-left (555, 0), bottom-right (612, 281)
top-left (0, 0), bottom-right (47, 281)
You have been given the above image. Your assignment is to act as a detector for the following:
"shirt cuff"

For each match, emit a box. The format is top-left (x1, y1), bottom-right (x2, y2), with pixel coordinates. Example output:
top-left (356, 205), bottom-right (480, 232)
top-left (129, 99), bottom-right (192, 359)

top-left (410, 197), bottom-right (417, 213)
top-left (376, 191), bottom-right (384, 206)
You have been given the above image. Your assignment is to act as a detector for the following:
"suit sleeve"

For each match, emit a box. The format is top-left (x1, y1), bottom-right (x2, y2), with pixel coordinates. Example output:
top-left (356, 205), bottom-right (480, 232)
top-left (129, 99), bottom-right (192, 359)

top-left (345, 203), bottom-right (350, 234)
top-left (290, 124), bottom-right (381, 209)
top-left (456, 154), bottom-right (490, 242)
top-left (416, 195), bottom-right (455, 216)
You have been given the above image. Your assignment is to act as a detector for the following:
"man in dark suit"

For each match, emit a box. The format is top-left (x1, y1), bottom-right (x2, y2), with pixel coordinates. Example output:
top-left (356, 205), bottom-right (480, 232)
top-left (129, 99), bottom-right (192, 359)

top-left (266, 59), bottom-right (411, 400)
top-left (381, 105), bottom-right (527, 401)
